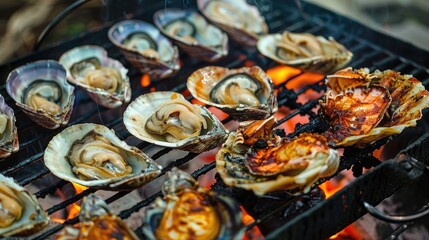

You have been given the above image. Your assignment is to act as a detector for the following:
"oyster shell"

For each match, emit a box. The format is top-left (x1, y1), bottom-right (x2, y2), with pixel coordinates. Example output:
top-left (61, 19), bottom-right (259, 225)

top-left (322, 68), bottom-right (429, 147)
top-left (0, 174), bottom-right (49, 237)
top-left (44, 124), bottom-right (161, 191)
top-left (216, 117), bottom-right (339, 195)
top-left (108, 20), bottom-right (180, 79)
top-left (257, 31), bottom-right (353, 74)
top-left (6, 60), bottom-right (75, 129)
top-left (154, 9), bottom-right (228, 62)
top-left (123, 91), bottom-right (228, 153)
top-left (0, 94), bottom-right (19, 159)
top-left (198, 0), bottom-right (268, 47)
top-left (141, 168), bottom-right (244, 240)
top-left (59, 45), bottom-right (131, 108)
top-left (187, 66), bottom-right (277, 121)
top-left (55, 194), bottom-right (138, 240)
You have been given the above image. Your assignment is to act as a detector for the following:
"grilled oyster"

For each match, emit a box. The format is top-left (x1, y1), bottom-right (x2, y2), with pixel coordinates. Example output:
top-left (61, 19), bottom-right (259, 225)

top-left (141, 168), bottom-right (244, 240)
top-left (124, 92), bottom-right (227, 153)
top-left (55, 194), bottom-right (138, 240)
top-left (0, 174), bottom-right (49, 237)
top-left (0, 94), bottom-right (19, 159)
top-left (187, 66), bottom-right (277, 121)
top-left (59, 45), bottom-right (131, 108)
top-left (198, 0), bottom-right (268, 47)
top-left (154, 9), bottom-right (228, 62)
top-left (322, 68), bottom-right (429, 146)
top-left (257, 31), bottom-right (352, 74)
top-left (108, 20), bottom-right (180, 79)
top-left (44, 124), bottom-right (161, 191)
top-left (6, 60), bottom-right (75, 129)
top-left (216, 117), bottom-right (339, 195)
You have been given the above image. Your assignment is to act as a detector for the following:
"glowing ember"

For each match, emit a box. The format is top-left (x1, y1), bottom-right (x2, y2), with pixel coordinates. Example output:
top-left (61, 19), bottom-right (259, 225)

top-left (140, 74), bottom-right (151, 87)
top-left (267, 65), bottom-right (301, 85)
top-left (241, 206), bottom-right (265, 240)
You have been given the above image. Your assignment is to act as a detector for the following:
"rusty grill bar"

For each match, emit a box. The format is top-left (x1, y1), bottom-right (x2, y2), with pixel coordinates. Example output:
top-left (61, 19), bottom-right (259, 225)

top-left (0, 1), bottom-right (428, 239)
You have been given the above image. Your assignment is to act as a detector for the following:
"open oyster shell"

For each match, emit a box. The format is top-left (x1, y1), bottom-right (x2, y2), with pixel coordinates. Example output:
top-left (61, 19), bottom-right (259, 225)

top-left (59, 45), bottom-right (131, 108)
top-left (198, 0), bottom-right (268, 47)
top-left (108, 20), bottom-right (180, 79)
top-left (321, 67), bottom-right (429, 147)
top-left (257, 31), bottom-right (353, 74)
top-left (6, 60), bottom-right (75, 129)
top-left (216, 117), bottom-right (339, 195)
top-left (55, 194), bottom-right (138, 240)
top-left (0, 94), bottom-right (19, 159)
top-left (44, 123), bottom-right (161, 191)
top-left (123, 91), bottom-right (228, 153)
top-left (154, 9), bottom-right (228, 62)
top-left (0, 174), bottom-right (49, 237)
top-left (141, 168), bottom-right (244, 240)
top-left (187, 66), bottom-right (277, 121)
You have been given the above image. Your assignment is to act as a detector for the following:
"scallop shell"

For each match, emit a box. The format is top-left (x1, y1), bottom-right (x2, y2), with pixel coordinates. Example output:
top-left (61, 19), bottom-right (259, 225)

top-left (0, 94), bottom-right (19, 159)
top-left (108, 20), bottom-right (180, 79)
top-left (0, 174), bottom-right (49, 237)
top-left (44, 123), bottom-right (161, 191)
top-left (257, 31), bottom-right (353, 74)
top-left (187, 66), bottom-right (277, 121)
top-left (59, 45), bottom-right (131, 108)
top-left (123, 91), bottom-right (228, 153)
top-left (198, 0), bottom-right (268, 47)
top-left (153, 9), bottom-right (228, 62)
top-left (6, 60), bottom-right (75, 129)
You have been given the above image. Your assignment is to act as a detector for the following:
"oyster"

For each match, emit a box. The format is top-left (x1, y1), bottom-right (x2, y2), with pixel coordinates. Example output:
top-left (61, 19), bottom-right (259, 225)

top-left (216, 117), bottom-right (339, 195)
top-left (108, 20), bottom-right (180, 79)
top-left (154, 9), bottom-right (228, 62)
top-left (0, 174), bottom-right (49, 237)
top-left (123, 92), bottom-right (228, 153)
top-left (257, 31), bottom-right (353, 74)
top-left (0, 94), bottom-right (19, 159)
top-left (44, 124), bottom-right (161, 191)
top-left (55, 194), bottom-right (138, 240)
top-left (322, 68), bottom-right (429, 147)
top-left (187, 66), bottom-right (277, 121)
top-left (59, 45), bottom-right (131, 108)
top-left (198, 0), bottom-right (268, 47)
top-left (141, 168), bottom-right (244, 240)
top-left (6, 60), bottom-right (75, 129)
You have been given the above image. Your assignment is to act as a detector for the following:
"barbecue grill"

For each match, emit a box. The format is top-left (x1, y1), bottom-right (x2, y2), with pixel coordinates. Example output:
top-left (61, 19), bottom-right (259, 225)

top-left (1, 0), bottom-right (428, 239)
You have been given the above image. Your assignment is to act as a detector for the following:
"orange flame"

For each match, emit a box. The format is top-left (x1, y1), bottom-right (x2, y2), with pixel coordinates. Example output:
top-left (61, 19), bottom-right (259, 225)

top-left (140, 74), bottom-right (151, 87)
top-left (267, 65), bottom-right (301, 86)
top-left (52, 182), bottom-right (88, 224)
top-left (241, 206), bottom-right (265, 240)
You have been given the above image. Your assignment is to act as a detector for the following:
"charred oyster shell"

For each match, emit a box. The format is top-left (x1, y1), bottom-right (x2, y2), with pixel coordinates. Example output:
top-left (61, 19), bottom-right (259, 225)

top-left (0, 174), bottom-right (49, 237)
top-left (6, 60), bottom-right (75, 129)
top-left (187, 66), bottom-right (277, 121)
top-left (123, 91), bottom-right (228, 153)
top-left (44, 124), bottom-right (161, 191)
top-left (141, 168), bottom-right (244, 240)
top-left (0, 94), bottom-right (19, 159)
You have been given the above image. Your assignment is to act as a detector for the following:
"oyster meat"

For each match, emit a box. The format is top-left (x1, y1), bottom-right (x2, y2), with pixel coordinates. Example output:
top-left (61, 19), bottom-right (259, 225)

top-left (187, 66), bottom-right (277, 121)
top-left (0, 174), bottom-right (49, 237)
top-left (124, 91), bottom-right (228, 153)
top-left (122, 32), bottom-right (159, 59)
top-left (141, 168), bottom-right (244, 240)
top-left (44, 124), bottom-right (161, 191)
top-left (0, 94), bottom-right (19, 159)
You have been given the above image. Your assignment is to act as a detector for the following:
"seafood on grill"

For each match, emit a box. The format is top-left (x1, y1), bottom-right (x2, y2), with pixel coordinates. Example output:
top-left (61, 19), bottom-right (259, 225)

top-left (0, 94), bottom-right (19, 159)
top-left (123, 91), bottom-right (228, 153)
top-left (321, 67), bottom-right (429, 146)
top-left (187, 66), bottom-right (277, 121)
top-left (59, 45), bottom-right (131, 108)
top-left (44, 124), bottom-right (162, 191)
top-left (153, 9), bottom-right (228, 62)
top-left (141, 168), bottom-right (244, 240)
top-left (6, 60), bottom-right (75, 129)
top-left (257, 31), bottom-right (353, 74)
top-left (197, 0), bottom-right (268, 47)
top-left (216, 116), bottom-right (340, 195)
top-left (0, 174), bottom-right (49, 237)
top-left (108, 20), bottom-right (180, 79)
top-left (55, 194), bottom-right (138, 240)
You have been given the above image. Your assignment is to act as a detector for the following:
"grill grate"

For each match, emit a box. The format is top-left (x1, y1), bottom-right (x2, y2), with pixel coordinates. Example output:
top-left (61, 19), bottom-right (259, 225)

top-left (0, 1), bottom-right (428, 239)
